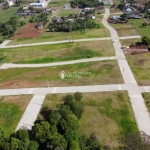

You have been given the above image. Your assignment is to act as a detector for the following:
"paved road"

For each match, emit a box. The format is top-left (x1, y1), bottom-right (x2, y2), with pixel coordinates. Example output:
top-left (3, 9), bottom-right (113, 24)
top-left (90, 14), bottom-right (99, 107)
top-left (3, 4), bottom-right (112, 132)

top-left (0, 84), bottom-right (126, 96)
top-left (0, 35), bottom-right (141, 49)
top-left (0, 56), bottom-right (116, 69)
top-left (103, 8), bottom-right (150, 135)
top-left (140, 86), bottom-right (150, 93)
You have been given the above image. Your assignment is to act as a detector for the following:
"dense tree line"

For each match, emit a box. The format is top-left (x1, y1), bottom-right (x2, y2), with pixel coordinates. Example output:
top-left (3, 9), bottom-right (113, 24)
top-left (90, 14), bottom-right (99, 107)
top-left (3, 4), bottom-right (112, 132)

top-left (0, 92), bottom-right (101, 150)
top-left (70, 0), bottom-right (100, 8)
top-left (0, 17), bottom-right (25, 39)
top-left (48, 18), bottom-right (100, 32)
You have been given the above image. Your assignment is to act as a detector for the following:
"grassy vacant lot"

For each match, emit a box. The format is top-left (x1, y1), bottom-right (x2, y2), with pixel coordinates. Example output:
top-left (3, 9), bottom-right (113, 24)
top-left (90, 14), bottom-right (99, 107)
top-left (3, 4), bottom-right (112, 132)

top-left (120, 39), bottom-right (150, 86)
top-left (127, 52), bottom-right (150, 86)
top-left (110, 8), bottom-right (123, 14)
top-left (128, 19), bottom-right (150, 37)
top-left (109, 22), bottom-right (139, 37)
top-left (0, 7), bottom-right (19, 23)
top-left (0, 60), bottom-right (123, 89)
top-left (8, 24), bottom-right (110, 45)
top-left (1, 41), bottom-right (115, 64)
top-left (142, 93), bottom-right (150, 113)
top-left (42, 92), bottom-right (138, 149)
top-left (0, 95), bottom-right (32, 135)
top-left (49, 0), bottom-right (70, 8)
top-left (56, 9), bottom-right (79, 17)
top-left (120, 38), bottom-right (141, 46)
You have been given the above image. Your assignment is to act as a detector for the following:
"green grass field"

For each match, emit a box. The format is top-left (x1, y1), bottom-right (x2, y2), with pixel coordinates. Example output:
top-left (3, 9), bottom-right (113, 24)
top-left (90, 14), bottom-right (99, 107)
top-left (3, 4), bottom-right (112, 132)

top-left (0, 60), bottom-right (123, 89)
top-left (49, 0), bottom-right (70, 8)
top-left (120, 38), bottom-right (141, 46)
top-left (109, 22), bottom-right (139, 37)
top-left (0, 95), bottom-right (32, 135)
top-left (128, 19), bottom-right (150, 37)
top-left (126, 52), bottom-right (150, 86)
top-left (56, 9), bottom-right (79, 17)
top-left (0, 7), bottom-right (19, 23)
top-left (142, 93), bottom-right (150, 113)
top-left (42, 92), bottom-right (138, 149)
top-left (1, 40), bottom-right (115, 64)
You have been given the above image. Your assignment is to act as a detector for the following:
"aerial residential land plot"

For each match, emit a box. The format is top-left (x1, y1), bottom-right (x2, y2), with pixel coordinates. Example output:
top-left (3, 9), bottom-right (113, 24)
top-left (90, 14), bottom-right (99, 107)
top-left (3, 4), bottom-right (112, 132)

top-left (48, 0), bottom-right (70, 8)
top-left (128, 19), bottom-right (150, 37)
top-left (10, 23), bottom-right (44, 39)
top-left (120, 39), bottom-right (150, 86)
top-left (0, 41), bottom-right (115, 64)
top-left (0, 95), bottom-right (33, 135)
top-left (0, 60), bottom-right (123, 89)
top-left (41, 92), bottom-right (138, 149)
top-left (126, 52), bottom-right (150, 86)
top-left (0, 7), bottom-right (19, 23)
top-left (8, 24), bottom-right (110, 45)
top-left (56, 9), bottom-right (80, 17)
top-left (109, 22), bottom-right (139, 37)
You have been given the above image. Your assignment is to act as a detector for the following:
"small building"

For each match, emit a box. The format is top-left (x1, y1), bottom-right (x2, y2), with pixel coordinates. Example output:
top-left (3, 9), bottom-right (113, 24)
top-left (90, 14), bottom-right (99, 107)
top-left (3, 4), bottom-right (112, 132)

top-left (91, 16), bottom-right (95, 19)
top-left (7, 0), bottom-right (13, 6)
top-left (126, 8), bottom-right (132, 13)
top-left (37, 23), bottom-right (43, 29)
top-left (128, 14), bottom-right (141, 19)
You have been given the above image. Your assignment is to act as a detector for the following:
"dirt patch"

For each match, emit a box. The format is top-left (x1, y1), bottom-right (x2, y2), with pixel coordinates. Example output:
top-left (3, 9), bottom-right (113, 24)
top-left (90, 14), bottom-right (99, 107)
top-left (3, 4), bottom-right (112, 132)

top-left (10, 23), bottom-right (44, 39)
top-left (134, 59), bottom-right (148, 66)
top-left (0, 95), bottom-right (32, 110)
top-left (116, 27), bottom-right (135, 30)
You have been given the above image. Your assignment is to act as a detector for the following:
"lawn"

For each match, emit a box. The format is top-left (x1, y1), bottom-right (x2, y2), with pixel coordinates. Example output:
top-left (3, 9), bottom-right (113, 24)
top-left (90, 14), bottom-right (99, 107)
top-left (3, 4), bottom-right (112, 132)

top-left (49, 0), bottom-right (70, 8)
top-left (56, 9), bottom-right (79, 17)
top-left (0, 95), bottom-right (32, 135)
top-left (42, 91), bottom-right (138, 149)
top-left (0, 60), bottom-right (123, 89)
top-left (126, 52), bottom-right (150, 86)
top-left (120, 39), bottom-right (150, 86)
top-left (0, 7), bottom-right (19, 23)
top-left (142, 93), bottom-right (150, 114)
top-left (8, 24), bottom-right (110, 45)
top-left (109, 22), bottom-right (139, 37)
top-left (128, 19), bottom-right (150, 36)
top-left (120, 38), bottom-right (141, 46)
top-left (1, 40), bottom-right (115, 64)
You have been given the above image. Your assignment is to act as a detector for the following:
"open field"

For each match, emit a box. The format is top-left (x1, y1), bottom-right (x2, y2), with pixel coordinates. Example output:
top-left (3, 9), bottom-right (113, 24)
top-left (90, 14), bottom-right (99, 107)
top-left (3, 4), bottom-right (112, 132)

top-left (120, 39), bottom-right (150, 86)
top-left (126, 52), bottom-right (150, 86)
top-left (128, 19), bottom-right (150, 37)
top-left (8, 24), bottom-right (110, 45)
top-left (49, 0), bottom-right (70, 8)
top-left (142, 93), bottom-right (150, 114)
top-left (0, 95), bottom-right (32, 135)
top-left (0, 60), bottom-right (123, 89)
top-left (42, 92), bottom-right (138, 149)
top-left (110, 8), bottom-right (123, 14)
top-left (0, 7), bottom-right (19, 23)
top-left (0, 41), bottom-right (115, 64)
top-left (56, 9), bottom-right (80, 17)
top-left (109, 22), bottom-right (139, 37)
top-left (120, 38), bottom-right (141, 46)
top-left (10, 23), bottom-right (44, 39)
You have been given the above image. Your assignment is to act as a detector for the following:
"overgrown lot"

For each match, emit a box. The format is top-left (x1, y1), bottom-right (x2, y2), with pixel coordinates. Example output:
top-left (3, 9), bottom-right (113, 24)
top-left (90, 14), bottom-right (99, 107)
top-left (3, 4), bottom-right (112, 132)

top-left (0, 60), bottom-right (123, 89)
top-left (42, 91), bottom-right (138, 149)
top-left (0, 95), bottom-right (32, 135)
top-left (1, 41), bottom-right (115, 64)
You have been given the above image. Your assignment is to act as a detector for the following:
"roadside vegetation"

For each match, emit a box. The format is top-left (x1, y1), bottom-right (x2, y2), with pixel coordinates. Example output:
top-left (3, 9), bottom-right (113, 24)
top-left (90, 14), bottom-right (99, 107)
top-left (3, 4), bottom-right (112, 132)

top-left (0, 60), bottom-right (123, 89)
top-left (142, 93), bottom-right (150, 113)
top-left (0, 41), bottom-right (115, 64)
top-left (0, 95), bottom-right (32, 135)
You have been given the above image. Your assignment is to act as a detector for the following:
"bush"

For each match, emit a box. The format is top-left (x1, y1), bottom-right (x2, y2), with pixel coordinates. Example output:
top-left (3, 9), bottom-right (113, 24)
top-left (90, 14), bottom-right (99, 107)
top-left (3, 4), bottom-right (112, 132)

top-left (142, 36), bottom-right (150, 45)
